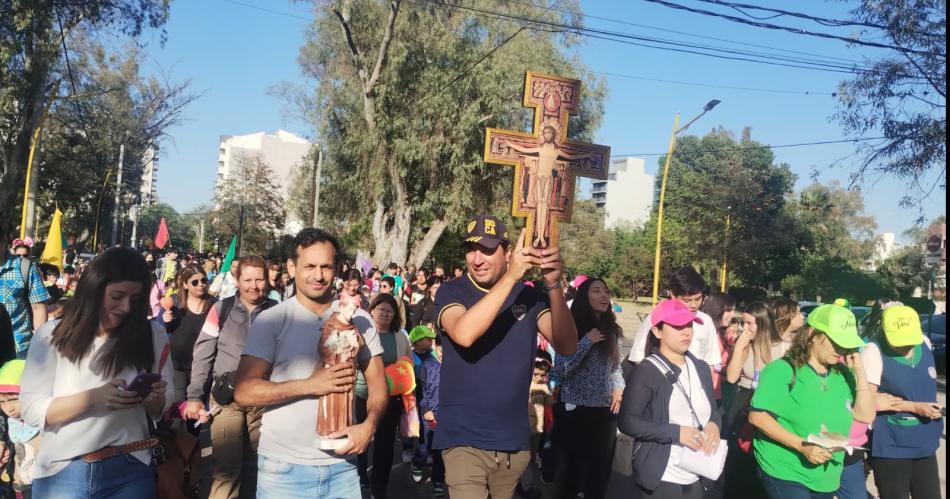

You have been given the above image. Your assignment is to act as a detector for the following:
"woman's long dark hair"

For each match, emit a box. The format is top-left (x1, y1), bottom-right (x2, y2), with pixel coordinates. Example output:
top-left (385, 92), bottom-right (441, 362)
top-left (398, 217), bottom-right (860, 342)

top-left (571, 278), bottom-right (622, 366)
top-left (700, 292), bottom-right (737, 340)
top-left (369, 293), bottom-right (402, 332)
top-left (50, 247), bottom-right (154, 376)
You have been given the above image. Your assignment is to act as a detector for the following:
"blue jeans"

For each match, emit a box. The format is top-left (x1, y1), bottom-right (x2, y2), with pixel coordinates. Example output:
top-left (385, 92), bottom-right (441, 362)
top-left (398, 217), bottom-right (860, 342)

top-left (836, 460), bottom-right (869, 499)
top-left (412, 419), bottom-right (445, 484)
top-left (257, 456), bottom-right (361, 499)
top-left (758, 467), bottom-right (835, 499)
top-left (32, 454), bottom-right (156, 499)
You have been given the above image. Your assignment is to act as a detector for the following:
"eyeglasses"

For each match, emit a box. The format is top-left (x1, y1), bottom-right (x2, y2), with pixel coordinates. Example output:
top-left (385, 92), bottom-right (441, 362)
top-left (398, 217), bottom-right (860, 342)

top-left (190, 278), bottom-right (209, 286)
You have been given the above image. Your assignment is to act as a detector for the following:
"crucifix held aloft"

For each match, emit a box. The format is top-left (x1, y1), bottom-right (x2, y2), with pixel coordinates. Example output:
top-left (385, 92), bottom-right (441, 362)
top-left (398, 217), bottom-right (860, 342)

top-left (485, 72), bottom-right (611, 248)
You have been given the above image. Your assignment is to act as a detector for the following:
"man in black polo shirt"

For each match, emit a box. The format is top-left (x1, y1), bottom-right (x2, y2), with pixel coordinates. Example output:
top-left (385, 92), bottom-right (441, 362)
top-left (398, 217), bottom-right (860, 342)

top-left (435, 215), bottom-right (577, 499)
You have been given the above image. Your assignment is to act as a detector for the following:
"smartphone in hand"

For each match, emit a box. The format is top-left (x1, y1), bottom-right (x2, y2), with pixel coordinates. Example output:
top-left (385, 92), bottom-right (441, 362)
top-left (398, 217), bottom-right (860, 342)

top-left (127, 372), bottom-right (162, 398)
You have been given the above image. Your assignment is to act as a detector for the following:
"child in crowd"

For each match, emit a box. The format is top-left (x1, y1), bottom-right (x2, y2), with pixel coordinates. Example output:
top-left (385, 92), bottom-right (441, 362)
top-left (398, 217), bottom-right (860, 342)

top-left (409, 326), bottom-right (445, 497)
top-left (521, 350), bottom-right (555, 499)
top-left (0, 360), bottom-right (41, 499)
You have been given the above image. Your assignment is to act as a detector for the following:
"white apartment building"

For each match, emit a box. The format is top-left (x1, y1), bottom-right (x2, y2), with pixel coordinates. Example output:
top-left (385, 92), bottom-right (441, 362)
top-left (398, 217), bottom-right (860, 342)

top-left (866, 232), bottom-right (900, 271)
top-left (591, 157), bottom-right (655, 230)
top-left (215, 130), bottom-right (311, 233)
top-left (140, 144), bottom-right (159, 206)
top-left (216, 129), bottom-right (311, 194)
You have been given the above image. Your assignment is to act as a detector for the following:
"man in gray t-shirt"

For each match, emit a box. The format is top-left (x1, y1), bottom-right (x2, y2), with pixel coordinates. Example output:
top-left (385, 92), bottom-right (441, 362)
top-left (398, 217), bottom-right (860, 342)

top-left (235, 229), bottom-right (388, 499)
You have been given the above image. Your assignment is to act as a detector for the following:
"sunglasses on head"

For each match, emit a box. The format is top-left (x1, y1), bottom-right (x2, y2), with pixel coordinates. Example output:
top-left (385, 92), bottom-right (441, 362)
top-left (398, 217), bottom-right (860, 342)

top-left (190, 277), bottom-right (209, 286)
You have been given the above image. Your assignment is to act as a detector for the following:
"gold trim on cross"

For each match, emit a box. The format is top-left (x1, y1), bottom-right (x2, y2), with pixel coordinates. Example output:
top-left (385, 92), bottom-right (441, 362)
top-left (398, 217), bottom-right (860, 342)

top-left (484, 72), bottom-right (611, 249)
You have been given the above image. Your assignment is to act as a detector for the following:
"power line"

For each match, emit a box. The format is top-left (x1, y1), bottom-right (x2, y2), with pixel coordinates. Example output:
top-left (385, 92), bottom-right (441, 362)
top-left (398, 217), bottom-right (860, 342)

top-left (414, 0), bottom-right (902, 76)
top-left (54, 8), bottom-right (98, 161)
top-left (611, 136), bottom-right (888, 158)
top-left (691, 0), bottom-right (890, 29)
top-left (640, 0), bottom-right (945, 58)
top-left (590, 70), bottom-right (836, 96)
top-left (504, 0), bottom-right (866, 67)
top-left (419, 26), bottom-right (528, 105)
top-left (220, 0), bottom-right (311, 21)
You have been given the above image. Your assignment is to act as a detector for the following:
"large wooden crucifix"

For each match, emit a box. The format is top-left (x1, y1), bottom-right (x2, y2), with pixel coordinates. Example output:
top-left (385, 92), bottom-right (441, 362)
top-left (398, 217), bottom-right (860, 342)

top-left (484, 72), bottom-right (611, 249)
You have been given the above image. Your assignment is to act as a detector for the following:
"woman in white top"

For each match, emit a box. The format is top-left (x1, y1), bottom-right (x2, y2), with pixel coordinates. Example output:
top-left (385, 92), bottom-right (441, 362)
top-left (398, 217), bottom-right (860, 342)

top-left (618, 299), bottom-right (721, 499)
top-left (722, 299), bottom-right (801, 497)
top-left (21, 247), bottom-right (174, 498)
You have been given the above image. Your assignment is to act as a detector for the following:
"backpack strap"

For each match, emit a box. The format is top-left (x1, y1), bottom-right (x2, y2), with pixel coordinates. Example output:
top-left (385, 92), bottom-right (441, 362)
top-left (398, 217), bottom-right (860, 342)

top-left (19, 257), bottom-right (31, 296)
top-left (219, 296), bottom-right (237, 326)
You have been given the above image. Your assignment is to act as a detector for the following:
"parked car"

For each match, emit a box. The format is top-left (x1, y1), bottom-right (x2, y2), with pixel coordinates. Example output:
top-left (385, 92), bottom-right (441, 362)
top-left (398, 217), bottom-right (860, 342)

top-left (920, 314), bottom-right (946, 374)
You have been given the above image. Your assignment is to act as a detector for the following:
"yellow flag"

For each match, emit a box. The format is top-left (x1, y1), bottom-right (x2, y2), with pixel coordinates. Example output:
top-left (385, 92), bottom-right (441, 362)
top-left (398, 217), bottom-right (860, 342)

top-left (40, 208), bottom-right (64, 271)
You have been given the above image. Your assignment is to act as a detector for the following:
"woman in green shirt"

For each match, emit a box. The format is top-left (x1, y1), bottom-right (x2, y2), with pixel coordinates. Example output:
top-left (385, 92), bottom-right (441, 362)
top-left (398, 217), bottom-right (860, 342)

top-left (749, 304), bottom-right (875, 499)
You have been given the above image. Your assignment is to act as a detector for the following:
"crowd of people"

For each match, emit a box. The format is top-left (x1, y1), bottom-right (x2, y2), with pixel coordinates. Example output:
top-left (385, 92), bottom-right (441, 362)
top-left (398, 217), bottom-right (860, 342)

top-left (0, 215), bottom-right (943, 499)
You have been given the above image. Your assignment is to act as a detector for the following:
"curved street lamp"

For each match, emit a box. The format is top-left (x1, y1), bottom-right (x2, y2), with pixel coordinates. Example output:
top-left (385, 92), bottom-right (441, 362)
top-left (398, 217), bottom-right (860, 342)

top-left (651, 99), bottom-right (722, 305)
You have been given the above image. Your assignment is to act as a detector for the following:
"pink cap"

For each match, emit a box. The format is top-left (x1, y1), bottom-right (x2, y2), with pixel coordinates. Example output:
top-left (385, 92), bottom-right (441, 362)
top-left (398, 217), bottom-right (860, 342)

top-left (572, 275), bottom-right (589, 289)
top-left (651, 300), bottom-right (704, 328)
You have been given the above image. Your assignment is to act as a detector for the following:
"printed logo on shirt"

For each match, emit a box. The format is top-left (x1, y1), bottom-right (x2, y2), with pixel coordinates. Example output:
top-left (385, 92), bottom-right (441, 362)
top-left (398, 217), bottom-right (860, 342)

top-left (511, 304), bottom-right (527, 321)
top-left (929, 366), bottom-right (937, 379)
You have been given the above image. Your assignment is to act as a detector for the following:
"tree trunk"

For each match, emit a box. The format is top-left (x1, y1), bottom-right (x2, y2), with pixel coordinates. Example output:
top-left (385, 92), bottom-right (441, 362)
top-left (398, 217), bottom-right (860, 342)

top-left (408, 218), bottom-right (449, 269)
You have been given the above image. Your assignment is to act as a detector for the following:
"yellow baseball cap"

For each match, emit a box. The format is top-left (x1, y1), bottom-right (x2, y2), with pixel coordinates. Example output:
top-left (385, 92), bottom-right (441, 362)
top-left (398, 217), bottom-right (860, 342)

top-left (882, 306), bottom-right (924, 347)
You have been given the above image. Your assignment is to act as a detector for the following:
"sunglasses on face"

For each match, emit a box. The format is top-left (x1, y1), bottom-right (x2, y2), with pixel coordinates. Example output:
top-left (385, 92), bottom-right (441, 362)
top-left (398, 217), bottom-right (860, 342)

top-left (534, 360), bottom-right (552, 370)
top-left (190, 278), bottom-right (209, 286)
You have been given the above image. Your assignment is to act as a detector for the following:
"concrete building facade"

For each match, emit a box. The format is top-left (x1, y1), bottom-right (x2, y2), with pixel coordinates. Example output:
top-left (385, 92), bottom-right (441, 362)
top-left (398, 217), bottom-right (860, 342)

top-left (216, 129), bottom-right (311, 195)
top-left (591, 157), bottom-right (655, 230)
top-left (139, 144), bottom-right (159, 206)
top-left (215, 130), bottom-right (311, 233)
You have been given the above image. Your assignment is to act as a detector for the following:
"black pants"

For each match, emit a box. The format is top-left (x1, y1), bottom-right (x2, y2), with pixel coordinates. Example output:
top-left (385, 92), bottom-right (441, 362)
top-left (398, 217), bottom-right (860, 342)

top-left (637, 481), bottom-right (704, 499)
top-left (554, 404), bottom-right (616, 499)
top-left (869, 455), bottom-right (941, 499)
top-left (371, 396), bottom-right (404, 499)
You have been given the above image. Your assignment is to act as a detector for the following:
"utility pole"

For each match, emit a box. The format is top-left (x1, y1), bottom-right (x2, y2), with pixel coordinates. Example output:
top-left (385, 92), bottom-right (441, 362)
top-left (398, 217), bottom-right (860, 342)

top-left (110, 144), bottom-right (124, 246)
top-left (312, 148), bottom-right (323, 227)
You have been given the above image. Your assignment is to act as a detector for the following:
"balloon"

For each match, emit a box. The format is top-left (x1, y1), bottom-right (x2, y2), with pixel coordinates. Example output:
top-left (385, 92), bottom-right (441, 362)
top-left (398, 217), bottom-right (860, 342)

top-left (160, 296), bottom-right (174, 310)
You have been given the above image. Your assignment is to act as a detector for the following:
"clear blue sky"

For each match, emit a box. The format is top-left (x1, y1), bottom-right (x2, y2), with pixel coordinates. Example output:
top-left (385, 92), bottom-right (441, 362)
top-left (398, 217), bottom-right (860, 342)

top-left (143, 0), bottom-right (945, 238)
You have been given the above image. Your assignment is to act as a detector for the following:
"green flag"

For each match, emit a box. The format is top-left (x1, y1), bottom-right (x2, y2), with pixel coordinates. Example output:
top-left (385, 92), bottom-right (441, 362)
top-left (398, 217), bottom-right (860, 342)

top-left (220, 236), bottom-right (237, 275)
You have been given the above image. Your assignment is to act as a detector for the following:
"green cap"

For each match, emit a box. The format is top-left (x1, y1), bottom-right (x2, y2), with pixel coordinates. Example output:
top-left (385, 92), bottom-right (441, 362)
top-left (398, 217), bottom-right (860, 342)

top-left (882, 305), bottom-right (923, 347)
top-left (0, 360), bottom-right (26, 393)
top-left (807, 304), bottom-right (865, 349)
top-left (833, 298), bottom-right (851, 308)
top-left (409, 325), bottom-right (437, 343)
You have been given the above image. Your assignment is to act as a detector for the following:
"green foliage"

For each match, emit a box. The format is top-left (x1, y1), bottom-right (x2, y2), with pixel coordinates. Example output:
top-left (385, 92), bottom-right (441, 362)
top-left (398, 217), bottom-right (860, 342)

top-left (137, 202), bottom-right (188, 249)
top-left (288, 0), bottom-right (605, 265)
top-left (834, 0), bottom-right (946, 207)
top-left (875, 245), bottom-right (931, 297)
top-left (786, 182), bottom-right (878, 264)
top-left (212, 153), bottom-right (287, 256)
top-left (0, 1), bottom-right (173, 225)
top-left (32, 39), bottom-right (194, 246)
top-left (659, 127), bottom-right (799, 287)
top-left (780, 255), bottom-right (897, 305)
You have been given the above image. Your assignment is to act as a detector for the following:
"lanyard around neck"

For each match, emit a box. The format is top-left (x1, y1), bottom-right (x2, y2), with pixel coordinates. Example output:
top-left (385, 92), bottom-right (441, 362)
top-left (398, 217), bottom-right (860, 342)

top-left (646, 354), bottom-right (704, 431)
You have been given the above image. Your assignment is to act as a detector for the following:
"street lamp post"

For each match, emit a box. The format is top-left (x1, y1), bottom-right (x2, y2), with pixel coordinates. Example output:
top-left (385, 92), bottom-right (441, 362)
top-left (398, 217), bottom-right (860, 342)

top-left (651, 100), bottom-right (722, 305)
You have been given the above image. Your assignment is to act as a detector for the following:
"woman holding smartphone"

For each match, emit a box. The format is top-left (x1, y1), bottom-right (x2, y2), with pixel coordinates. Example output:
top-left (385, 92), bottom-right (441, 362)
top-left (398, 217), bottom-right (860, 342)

top-left (21, 247), bottom-right (174, 498)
